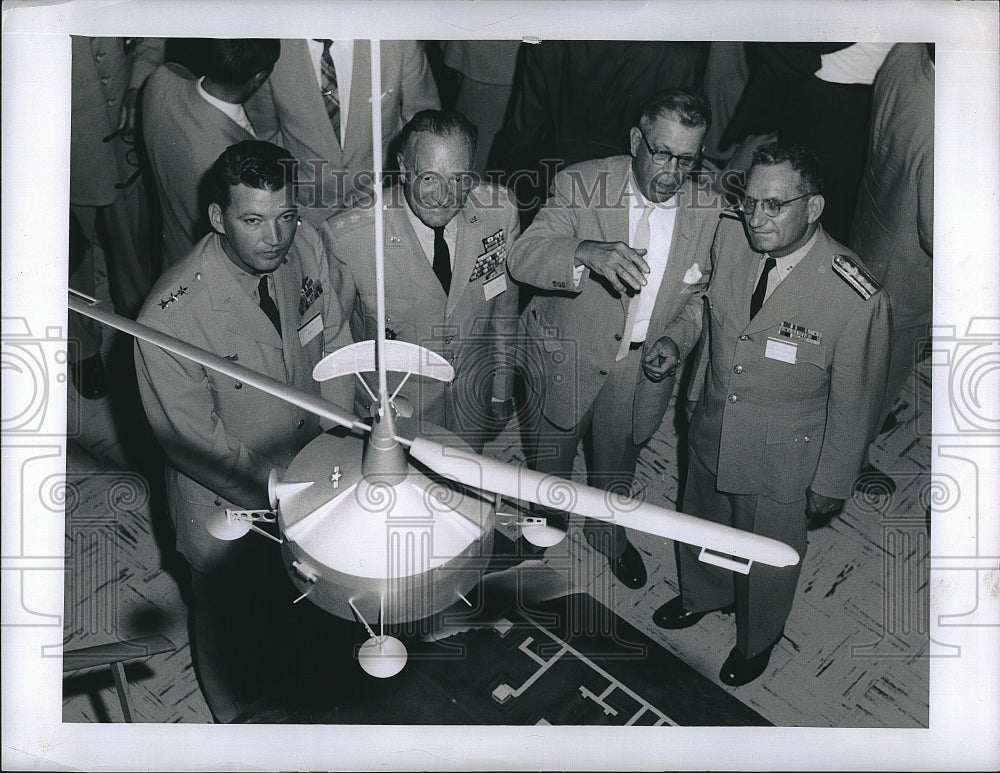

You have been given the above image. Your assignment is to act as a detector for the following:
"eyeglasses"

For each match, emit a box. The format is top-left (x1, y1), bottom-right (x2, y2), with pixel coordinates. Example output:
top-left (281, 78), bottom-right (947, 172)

top-left (638, 132), bottom-right (700, 170)
top-left (737, 192), bottom-right (815, 218)
top-left (409, 171), bottom-right (476, 204)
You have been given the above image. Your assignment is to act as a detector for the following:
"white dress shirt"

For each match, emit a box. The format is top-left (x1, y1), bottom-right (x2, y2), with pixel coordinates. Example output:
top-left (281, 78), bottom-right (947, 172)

top-left (196, 77), bottom-right (256, 135)
top-left (306, 39), bottom-right (354, 144)
top-left (628, 174), bottom-right (678, 343)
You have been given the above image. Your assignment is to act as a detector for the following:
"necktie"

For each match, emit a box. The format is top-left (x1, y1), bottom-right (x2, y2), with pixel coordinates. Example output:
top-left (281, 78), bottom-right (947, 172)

top-left (432, 225), bottom-right (451, 294)
top-left (749, 255), bottom-right (776, 319)
top-left (616, 203), bottom-right (654, 360)
top-left (318, 39), bottom-right (341, 144)
top-left (258, 275), bottom-right (282, 338)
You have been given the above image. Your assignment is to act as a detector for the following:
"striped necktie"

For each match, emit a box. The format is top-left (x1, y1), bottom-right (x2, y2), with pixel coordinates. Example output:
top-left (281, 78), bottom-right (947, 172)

top-left (318, 39), bottom-right (341, 144)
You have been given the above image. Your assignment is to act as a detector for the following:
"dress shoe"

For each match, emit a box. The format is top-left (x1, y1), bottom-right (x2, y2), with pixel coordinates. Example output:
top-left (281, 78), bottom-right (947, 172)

top-left (719, 644), bottom-right (775, 687)
top-left (652, 595), bottom-right (736, 629)
top-left (69, 354), bottom-right (108, 400)
top-left (609, 542), bottom-right (647, 589)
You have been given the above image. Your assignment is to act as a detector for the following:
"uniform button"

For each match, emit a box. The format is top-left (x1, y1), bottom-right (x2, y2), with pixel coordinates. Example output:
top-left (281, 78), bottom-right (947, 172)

top-left (733, 365), bottom-right (744, 374)
top-left (803, 435), bottom-right (811, 442)
top-left (739, 335), bottom-right (749, 341)
top-left (297, 419), bottom-right (305, 430)
top-left (234, 382), bottom-right (243, 390)
top-left (101, 77), bottom-right (110, 86)
top-left (195, 272), bottom-right (202, 281)
top-left (728, 394), bottom-right (738, 403)
top-left (214, 498), bottom-right (222, 506)
top-left (106, 98), bottom-right (117, 107)
top-left (95, 53), bottom-right (106, 63)
top-left (599, 369), bottom-right (608, 376)
top-left (614, 333), bottom-right (622, 341)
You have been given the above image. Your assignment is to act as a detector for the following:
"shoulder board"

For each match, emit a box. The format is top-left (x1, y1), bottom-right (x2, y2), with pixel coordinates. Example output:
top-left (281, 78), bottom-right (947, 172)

top-left (327, 207), bottom-right (373, 233)
top-left (832, 253), bottom-right (881, 300)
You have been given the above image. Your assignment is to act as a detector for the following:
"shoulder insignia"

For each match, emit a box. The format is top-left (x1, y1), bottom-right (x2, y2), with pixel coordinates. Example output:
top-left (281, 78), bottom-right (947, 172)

top-left (832, 254), bottom-right (880, 300)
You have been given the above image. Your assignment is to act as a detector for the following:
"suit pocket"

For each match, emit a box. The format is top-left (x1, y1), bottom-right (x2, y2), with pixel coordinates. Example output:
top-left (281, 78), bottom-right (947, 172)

top-left (528, 307), bottom-right (567, 353)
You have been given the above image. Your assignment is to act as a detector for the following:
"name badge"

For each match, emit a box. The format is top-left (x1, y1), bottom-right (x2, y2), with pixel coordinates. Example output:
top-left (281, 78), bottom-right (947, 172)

top-left (297, 312), bottom-right (323, 346)
top-left (764, 337), bottom-right (797, 364)
top-left (484, 273), bottom-right (507, 300)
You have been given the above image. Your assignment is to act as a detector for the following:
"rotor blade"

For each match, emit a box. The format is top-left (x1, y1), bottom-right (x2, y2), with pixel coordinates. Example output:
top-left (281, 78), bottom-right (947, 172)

top-left (69, 293), bottom-right (367, 433)
top-left (408, 438), bottom-right (800, 569)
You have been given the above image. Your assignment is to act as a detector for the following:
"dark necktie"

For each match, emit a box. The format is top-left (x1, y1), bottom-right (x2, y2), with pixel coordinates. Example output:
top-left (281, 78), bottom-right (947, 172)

top-left (258, 275), bottom-right (282, 338)
top-left (432, 226), bottom-right (451, 294)
top-left (318, 39), bottom-right (341, 144)
top-left (749, 255), bottom-right (776, 319)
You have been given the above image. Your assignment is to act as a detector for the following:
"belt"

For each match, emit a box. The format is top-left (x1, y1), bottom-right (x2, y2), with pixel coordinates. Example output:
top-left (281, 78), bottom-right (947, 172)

top-left (629, 340), bottom-right (644, 351)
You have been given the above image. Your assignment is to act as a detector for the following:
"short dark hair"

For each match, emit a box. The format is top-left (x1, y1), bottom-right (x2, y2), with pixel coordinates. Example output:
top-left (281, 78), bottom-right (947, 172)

top-left (194, 38), bottom-right (280, 86)
top-left (751, 142), bottom-right (825, 195)
top-left (398, 109), bottom-right (478, 167)
top-left (640, 88), bottom-right (712, 132)
top-left (203, 140), bottom-right (297, 210)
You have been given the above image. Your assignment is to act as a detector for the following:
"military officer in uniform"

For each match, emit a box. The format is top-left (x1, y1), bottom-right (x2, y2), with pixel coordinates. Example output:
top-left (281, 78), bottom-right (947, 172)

top-left (321, 109), bottom-right (520, 451)
top-left (654, 143), bottom-right (891, 687)
top-left (506, 89), bottom-right (721, 589)
top-left (134, 140), bottom-right (354, 721)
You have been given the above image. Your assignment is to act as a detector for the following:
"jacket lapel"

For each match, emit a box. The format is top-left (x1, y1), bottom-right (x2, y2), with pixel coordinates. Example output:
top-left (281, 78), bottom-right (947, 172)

top-left (446, 203), bottom-right (487, 317)
top-left (646, 182), bottom-right (696, 334)
top-left (385, 200), bottom-right (448, 303)
top-left (744, 229), bottom-right (827, 335)
top-left (343, 40), bottom-right (371, 159)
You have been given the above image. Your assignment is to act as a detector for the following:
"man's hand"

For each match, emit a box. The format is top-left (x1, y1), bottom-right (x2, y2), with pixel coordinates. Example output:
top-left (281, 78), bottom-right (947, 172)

top-left (805, 488), bottom-right (845, 530)
top-left (574, 240), bottom-right (649, 295)
top-left (117, 87), bottom-right (141, 138)
top-left (641, 336), bottom-right (680, 382)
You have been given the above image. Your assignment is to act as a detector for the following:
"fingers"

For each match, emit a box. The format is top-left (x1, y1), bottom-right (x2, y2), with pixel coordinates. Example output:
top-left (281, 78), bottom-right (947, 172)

top-left (578, 241), bottom-right (649, 294)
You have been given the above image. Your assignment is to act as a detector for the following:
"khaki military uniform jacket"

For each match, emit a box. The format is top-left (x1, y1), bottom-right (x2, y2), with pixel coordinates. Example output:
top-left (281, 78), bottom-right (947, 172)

top-left (135, 224), bottom-right (353, 572)
top-left (689, 217), bottom-right (891, 502)
top-left (321, 184), bottom-right (520, 433)
top-left (506, 155), bottom-right (719, 441)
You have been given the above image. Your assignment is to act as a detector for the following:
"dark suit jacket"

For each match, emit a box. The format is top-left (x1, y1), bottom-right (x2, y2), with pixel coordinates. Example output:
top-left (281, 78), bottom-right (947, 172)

top-left (507, 155), bottom-right (720, 441)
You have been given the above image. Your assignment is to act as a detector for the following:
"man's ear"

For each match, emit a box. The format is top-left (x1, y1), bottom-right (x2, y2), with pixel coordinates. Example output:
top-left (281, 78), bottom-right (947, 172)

top-left (807, 193), bottom-right (825, 224)
top-left (628, 126), bottom-right (641, 158)
top-left (247, 68), bottom-right (271, 95)
top-left (396, 151), bottom-right (408, 176)
top-left (208, 202), bottom-right (226, 235)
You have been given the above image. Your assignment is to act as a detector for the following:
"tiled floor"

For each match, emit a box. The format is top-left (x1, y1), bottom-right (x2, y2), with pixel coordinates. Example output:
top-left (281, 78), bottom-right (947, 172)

top-left (61, 327), bottom-right (930, 726)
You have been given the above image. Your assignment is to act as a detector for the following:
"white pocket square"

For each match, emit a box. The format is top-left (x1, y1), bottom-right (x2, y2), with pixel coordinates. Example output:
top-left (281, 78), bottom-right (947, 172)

top-left (683, 263), bottom-right (703, 284)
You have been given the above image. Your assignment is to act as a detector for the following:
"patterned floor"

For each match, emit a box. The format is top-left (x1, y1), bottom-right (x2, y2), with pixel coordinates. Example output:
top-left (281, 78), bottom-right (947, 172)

top-left (61, 330), bottom-right (930, 727)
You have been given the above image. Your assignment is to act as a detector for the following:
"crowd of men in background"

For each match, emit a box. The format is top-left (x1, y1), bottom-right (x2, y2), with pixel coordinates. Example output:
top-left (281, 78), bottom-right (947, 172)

top-left (68, 38), bottom-right (933, 720)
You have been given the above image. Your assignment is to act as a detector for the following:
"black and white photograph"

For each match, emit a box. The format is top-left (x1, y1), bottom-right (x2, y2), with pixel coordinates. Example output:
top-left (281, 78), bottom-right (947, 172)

top-left (2, 0), bottom-right (998, 770)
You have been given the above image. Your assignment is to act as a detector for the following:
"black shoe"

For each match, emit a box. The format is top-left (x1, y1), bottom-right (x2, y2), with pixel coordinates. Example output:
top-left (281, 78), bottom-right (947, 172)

top-left (719, 644), bottom-right (775, 687)
top-left (609, 542), bottom-right (647, 589)
top-left (70, 354), bottom-right (108, 399)
top-left (652, 595), bottom-right (736, 629)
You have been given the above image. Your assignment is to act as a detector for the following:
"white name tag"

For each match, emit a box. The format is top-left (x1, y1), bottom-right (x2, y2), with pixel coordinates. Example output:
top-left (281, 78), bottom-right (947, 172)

top-left (483, 273), bottom-right (507, 301)
top-left (297, 312), bottom-right (323, 346)
top-left (765, 337), bottom-right (797, 364)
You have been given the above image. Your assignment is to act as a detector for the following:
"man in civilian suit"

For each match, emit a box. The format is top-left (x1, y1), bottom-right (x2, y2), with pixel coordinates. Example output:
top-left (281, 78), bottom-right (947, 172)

top-left (656, 143), bottom-right (891, 687)
top-left (246, 39), bottom-right (439, 225)
top-left (143, 39), bottom-right (281, 266)
top-left (506, 89), bottom-right (721, 589)
top-left (322, 110), bottom-right (520, 452)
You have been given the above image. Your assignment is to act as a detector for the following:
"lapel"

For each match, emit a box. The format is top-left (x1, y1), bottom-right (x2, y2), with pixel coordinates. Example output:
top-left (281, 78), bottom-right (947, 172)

top-left (384, 196), bottom-right (448, 303)
top-left (600, 158), bottom-right (632, 320)
top-left (204, 234), bottom-right (285, 350)
top-left (446, 201), bottom-right (488, 318)
top-left (342, 40), bottom-right (371, 162)
top-left (287, 38), bottom-right (341, 161)
top-left (743, 228), bottom-right (827, 335)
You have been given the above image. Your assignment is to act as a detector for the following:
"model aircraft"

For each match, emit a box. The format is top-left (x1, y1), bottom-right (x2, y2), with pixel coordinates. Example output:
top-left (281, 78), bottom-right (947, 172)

top-left (66, 41), bottom-right (800, 679)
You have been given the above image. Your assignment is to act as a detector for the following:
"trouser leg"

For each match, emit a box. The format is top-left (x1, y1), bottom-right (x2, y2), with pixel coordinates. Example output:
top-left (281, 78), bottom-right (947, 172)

top-left (731, 493), bottom-right (807, 658)
top-left (676, 451), bottom-right (737, 612)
